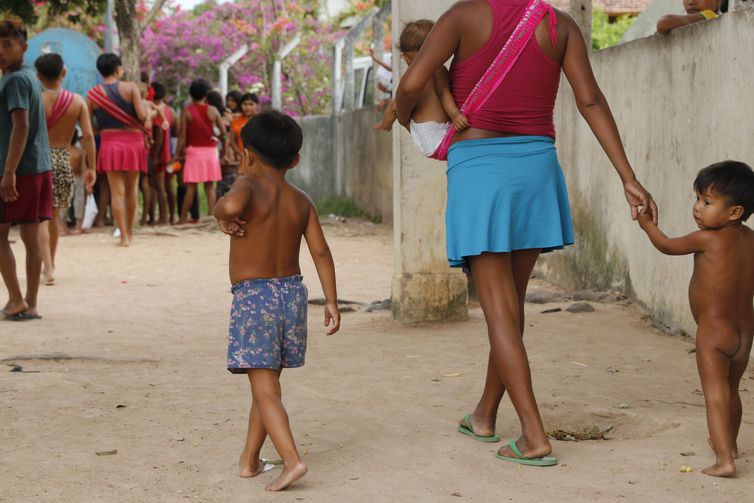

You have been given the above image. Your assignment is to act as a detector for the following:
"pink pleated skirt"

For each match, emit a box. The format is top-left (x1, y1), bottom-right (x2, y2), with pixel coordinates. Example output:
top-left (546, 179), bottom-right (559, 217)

top-left (98, 130), bottom-right (147, 173)
top-left (183, 146), bottom-right (221, 183)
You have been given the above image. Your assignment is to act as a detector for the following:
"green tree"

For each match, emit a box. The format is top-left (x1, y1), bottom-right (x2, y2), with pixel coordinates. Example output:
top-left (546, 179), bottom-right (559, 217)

top-left (591, 8), bottom-right (636, 51)
top-left (0, 0), bottom-right (104, 25)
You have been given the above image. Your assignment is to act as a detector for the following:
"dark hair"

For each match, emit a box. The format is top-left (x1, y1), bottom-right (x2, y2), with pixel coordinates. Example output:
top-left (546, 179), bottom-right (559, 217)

top-left (694, 160), bottom-right (754, 221)
top-left (206, 90), bottom-right (224, 111)
top-left (0, 19), bottom-right (27, 42)
top-left (34, 53), bottom-right (64, 80)
top-left (240, 92), bottom-right (259, 105)
top-left (241, 110), bottom-right (303, 170)
top-left (70, 127), bottom-right (81, 146)
top-left (188, 79), bottom-right (210, 101)
top-left (150, 81), bottom-right (166, 100)
top-left (140, 71), bottom-right (149, 83)
top-left (226, 90), bottom-right (242, 104)
top-left (96, 53), bottom-right (122, 77)
top-left (398, 19), bottom-right (434, 53)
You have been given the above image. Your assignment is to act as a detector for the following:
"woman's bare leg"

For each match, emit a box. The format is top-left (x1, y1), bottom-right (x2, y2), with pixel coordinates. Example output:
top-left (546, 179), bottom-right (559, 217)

top-left (124, 171), bottom-right (140, 240)
top-left (204, 181), bottom-right (216, 216)
top-left (154, 171), bottom-right (169, 225)
top-left (461, 249), bottom-right (540, 437)
top-left (165, 173), bottom-right (176, 224)
top-left (139, 172), bottom-right (152, 226)
top-left (467, 252), bottom-right (551, 459)
top-left (106, 171), bottom-right (129, 247)
top-left (179, 183), bottom-right (197, 224)
top-left (95, 175), bottom-right (110, 227)
top-left (248, 369), bottom-right (307, 491)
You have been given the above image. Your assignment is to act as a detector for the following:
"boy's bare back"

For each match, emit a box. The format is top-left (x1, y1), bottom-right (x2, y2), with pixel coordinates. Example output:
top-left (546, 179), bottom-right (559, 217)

top-left (228, 174), bottom-right (314, 284)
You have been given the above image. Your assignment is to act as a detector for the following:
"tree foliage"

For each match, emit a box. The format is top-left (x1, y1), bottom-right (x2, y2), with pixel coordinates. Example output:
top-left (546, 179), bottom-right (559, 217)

top-left (142, 0), bottom-right (336, 116)
top-left (0, 0), bottom-right (105, 25)
top-left (591, 8), bottom-right (636, 51)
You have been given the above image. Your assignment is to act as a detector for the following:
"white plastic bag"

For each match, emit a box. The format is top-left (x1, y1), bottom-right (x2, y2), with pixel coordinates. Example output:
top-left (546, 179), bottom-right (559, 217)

top-left (82, 194), bottom-right (98, 229)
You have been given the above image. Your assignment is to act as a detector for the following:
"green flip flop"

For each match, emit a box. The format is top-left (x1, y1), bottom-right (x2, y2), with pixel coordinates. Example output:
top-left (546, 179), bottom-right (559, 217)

top-left (457, 413), bottom-right (500, 443)
top-left (495, 439), bottom-right (558, 467)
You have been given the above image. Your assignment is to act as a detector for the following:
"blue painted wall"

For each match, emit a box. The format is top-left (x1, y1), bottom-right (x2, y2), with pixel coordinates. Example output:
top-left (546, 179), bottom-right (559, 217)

top-left (25, 28), bottom-right (102, 97)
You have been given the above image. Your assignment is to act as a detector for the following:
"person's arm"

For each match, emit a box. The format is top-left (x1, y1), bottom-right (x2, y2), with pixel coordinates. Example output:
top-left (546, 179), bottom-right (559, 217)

top-left (0, 108), bottom-right (29, 203)
top-left (172, 109), bottom-right (188, 162)
top-left (86, 98), bottom-right (100, 134)
top-left (433, 66), bottom-right (468, 131)
top-left (77, 97), bottom-right (97, 192)
top-left (561, 14), bottom-right (657, 223)
top-left (395, 6), bottom-right (460, 127)
top-left (130, 82), bottom-right (148, 123)
top-left (371, 51), bottom-right (393, 72)
top-left (637, 211), bottom-right (710, 255)
top-left (151, 121), bottom-right (164, 166)
top-left (211, 106), bottom-right (228, 137)
top-left (656, 13), bottom-right (708, 34)
top-left (213, 177), bottom-right (250, 237)
top-left (372, 100), bottom-right (398, 131)
top-left (303, 202), bottom-right (340, 335)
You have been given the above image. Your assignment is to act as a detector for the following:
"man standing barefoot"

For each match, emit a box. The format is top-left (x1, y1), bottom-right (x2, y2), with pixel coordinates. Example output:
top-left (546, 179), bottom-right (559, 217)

top-left (0, 19), bottom-right (52, 321)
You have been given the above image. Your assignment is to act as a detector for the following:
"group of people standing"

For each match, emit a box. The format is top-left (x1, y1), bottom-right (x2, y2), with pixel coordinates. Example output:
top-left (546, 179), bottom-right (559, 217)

top-left (0, 17), bottom-right (260, 318)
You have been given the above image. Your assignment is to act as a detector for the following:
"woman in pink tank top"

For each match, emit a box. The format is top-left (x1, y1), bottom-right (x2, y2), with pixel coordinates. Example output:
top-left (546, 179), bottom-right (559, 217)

top-left (396, 0), bottom-right (657, 466)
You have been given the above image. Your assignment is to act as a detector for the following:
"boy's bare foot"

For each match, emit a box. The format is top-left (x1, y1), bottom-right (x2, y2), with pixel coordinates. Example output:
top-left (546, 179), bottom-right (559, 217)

top-left (265, 462), bottom-right (307, 491)
top-left (238, 455), bottom-right (263, 478)
top-left (497, 436), bottom-right (552, 460)
top-left (457, 413), bottom-right (495, 437)
top-left (702, 460), bottom-right (736, 477)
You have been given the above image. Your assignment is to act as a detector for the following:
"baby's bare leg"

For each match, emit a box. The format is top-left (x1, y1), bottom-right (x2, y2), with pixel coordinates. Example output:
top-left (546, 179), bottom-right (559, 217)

top-left (696, 324), bottom-right (738, 477)
top-left (248, 369), bottom-right (307, 491)
top-left (727, 335), bottom-right (752, 458)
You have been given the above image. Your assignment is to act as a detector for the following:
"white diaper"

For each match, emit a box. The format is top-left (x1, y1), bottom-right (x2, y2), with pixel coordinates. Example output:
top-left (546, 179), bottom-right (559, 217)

top-left (410, 120), bottom-right (451, 158)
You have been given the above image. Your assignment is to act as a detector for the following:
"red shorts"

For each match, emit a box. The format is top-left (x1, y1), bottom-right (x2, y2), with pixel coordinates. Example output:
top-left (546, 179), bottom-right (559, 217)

top-left (0, 171), bottom-right (53, 224)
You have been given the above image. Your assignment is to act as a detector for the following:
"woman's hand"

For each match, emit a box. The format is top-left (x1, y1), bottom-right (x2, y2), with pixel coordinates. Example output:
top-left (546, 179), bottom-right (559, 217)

top-left (623, 178), bottom-right (658, 224)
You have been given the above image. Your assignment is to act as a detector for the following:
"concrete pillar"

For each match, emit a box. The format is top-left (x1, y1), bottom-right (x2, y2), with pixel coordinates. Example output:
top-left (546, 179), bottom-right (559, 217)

top-left (392, 0), bottom-right (468, 323)
top-left (569, 0), bottom-right (592, 48)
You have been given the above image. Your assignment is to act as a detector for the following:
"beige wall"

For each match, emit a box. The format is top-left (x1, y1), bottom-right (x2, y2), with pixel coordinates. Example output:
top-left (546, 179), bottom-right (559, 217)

top-left (391, 0), bottom-right (468, 323)
top-left (294, 107), bottom-right (393, 222)
top-left (539, 10), bottom-right (754, 336)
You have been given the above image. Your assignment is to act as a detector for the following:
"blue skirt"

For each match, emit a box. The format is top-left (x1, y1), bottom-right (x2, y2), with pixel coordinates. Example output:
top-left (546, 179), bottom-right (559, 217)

top-left (446, 136), bottom-right (574, 268)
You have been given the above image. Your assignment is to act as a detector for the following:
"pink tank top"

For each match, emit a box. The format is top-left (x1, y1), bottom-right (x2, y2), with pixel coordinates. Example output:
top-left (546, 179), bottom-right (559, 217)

top-left (449, 0), bottom-right (561, 139)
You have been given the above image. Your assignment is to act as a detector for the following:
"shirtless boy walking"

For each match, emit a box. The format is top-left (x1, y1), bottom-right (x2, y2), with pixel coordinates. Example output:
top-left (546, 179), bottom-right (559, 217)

top-left (638, 160), bottom-right (754, 477)
top-left (214, 110), bottom-right (340, 491)
top-left (34, 53), bottom-right (96, 284)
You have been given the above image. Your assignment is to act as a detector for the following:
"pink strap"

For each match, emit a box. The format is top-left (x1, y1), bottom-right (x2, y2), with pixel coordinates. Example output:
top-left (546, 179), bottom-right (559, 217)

top-left (46, 89), bottom-right (74, 131)
top-left (432, 0), bottom-right (554, 160)
top-left (87, 86), bottom-right (147, 133)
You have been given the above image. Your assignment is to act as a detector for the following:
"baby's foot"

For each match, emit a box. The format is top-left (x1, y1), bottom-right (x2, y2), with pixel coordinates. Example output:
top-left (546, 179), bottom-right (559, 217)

top-left (265, 461), bottom-right (307, 491)
top-left (497, 436), bottom-right (552, 460)
top-left (702, 460), bottom-right (736, 477)
top-left (238, 455), bottom-right (263, 478)
top-left (457, 413), bottom-right (495, 437)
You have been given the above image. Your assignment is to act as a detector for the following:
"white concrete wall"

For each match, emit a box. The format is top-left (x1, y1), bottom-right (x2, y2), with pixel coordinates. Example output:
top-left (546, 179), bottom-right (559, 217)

top-left (540, 9), bottom-right (754, 336)
top-left (391, 0), bottom-right (468, 323)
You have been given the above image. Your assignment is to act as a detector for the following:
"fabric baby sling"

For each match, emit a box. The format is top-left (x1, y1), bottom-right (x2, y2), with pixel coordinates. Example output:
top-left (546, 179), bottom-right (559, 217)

top-left (431, 0), bottom-right (557, 161)
top-left (86, 85), bottom-right (148, 134)
top-left (46, 89), bottom-right (74, 131)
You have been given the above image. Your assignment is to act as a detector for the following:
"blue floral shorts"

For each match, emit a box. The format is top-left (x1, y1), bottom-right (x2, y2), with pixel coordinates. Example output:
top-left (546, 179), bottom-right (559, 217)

top-left (227, 275), bottom-right (308, 373)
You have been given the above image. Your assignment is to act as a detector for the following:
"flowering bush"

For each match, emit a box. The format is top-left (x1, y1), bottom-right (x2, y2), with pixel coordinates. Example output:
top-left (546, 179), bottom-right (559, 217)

top-left (142, 0), bottom-right (336, 116)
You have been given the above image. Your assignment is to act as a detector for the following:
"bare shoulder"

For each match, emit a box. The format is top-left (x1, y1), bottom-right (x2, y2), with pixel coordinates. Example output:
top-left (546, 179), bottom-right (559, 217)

top-left (285, 181), bottom-right (315, 211)
top-left (552, 8), bottom-right (578, 36)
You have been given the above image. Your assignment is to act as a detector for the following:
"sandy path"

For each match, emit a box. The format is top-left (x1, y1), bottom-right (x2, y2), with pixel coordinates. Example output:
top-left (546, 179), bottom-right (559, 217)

top-left (1, 221), bottom-right (752, 502)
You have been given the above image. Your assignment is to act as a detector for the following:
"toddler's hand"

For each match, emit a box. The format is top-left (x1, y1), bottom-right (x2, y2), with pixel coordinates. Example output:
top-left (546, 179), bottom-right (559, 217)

top-left (324, 302), bottom-right (341, 335)
top-left (372, 121), bottom-right (391, 132)
top-left (451, 112), bottom-right (470, 131)
top-left (637, 210), bottom-right (653, 229)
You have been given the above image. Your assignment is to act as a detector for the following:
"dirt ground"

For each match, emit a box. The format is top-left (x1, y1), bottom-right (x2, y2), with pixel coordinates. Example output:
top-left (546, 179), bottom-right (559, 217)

top-left (1, 220), bottom-right (753, 503)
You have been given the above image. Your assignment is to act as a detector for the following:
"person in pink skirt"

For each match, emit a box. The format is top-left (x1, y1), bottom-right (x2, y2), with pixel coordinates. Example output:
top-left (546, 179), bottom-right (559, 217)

top-left (86, 54), bottom-right (150, 247)
top-left (174, 79), bottom-right (226, 224)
